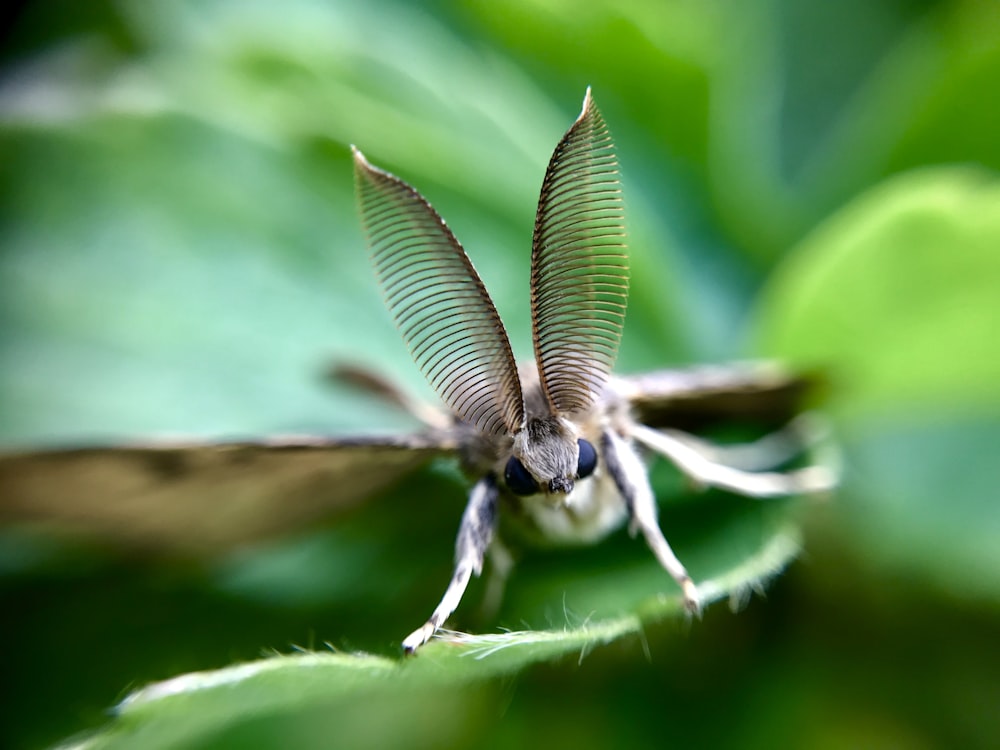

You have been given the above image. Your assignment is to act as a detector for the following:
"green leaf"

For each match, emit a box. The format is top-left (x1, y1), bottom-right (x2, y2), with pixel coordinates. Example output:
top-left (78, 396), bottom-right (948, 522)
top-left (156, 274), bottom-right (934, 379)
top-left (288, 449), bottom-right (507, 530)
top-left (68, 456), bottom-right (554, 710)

top-left (708, 1), bottom-right (1000, 262)
top-left (76, 525), bottom-right (799, 750)
top-left (836, 416), bottom-right (1000, 602)
top-left (756, 166), bottom-right (1000, 423)
top-left (755, 165), bottom-right (1000, 604)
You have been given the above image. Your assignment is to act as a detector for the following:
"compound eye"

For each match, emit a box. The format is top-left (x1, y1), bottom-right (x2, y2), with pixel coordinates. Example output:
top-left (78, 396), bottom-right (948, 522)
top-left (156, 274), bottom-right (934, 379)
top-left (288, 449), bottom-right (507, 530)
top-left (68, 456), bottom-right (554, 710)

top-left (504, 456), bottom-right (539, 496)
top-left (576, 438), bottom-right (597, 479)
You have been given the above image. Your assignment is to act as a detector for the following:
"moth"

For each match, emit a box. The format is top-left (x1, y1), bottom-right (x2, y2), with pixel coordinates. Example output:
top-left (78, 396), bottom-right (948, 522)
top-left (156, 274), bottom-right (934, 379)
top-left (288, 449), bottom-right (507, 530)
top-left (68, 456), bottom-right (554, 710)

top-left (0, 89), bottom-right (835, 653)
top-left (352, 87), bottom-right (835, 652)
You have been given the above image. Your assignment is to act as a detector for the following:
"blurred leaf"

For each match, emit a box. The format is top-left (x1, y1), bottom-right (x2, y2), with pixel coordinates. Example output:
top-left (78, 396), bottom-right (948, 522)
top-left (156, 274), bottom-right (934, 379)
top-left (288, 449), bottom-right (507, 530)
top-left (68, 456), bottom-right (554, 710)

top-left (710, 0), bottom-right (1000, 261)
top-left (887, 0), bottom-right (1000, 173)
top-left (454, 0), bottom-right (716, 167)
top-left (0, 115), bottom-right (392, 444)
top-left (839, 416), bottom-right (1000, 602)
top-left (756, 166), bottom-right (1000, 422)
top-left (755, 165), bottom-right (1000, 605)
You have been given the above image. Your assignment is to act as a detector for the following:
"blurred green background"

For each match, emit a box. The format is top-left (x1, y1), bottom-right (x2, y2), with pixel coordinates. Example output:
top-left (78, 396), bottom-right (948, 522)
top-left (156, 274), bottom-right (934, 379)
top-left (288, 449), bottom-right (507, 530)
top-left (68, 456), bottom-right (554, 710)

top-left (1, 0), bottom-right (998, 748)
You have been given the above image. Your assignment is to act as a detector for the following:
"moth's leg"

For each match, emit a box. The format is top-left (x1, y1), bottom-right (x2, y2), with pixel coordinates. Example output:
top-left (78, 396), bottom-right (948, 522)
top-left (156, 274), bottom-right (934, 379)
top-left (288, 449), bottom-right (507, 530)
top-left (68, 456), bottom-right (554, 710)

top-left (630, 423), bottom-right (836, 498)
top-left (658, 413), bottom-right (832, 472)
top-left (402, 475), bottom-right (499, 654)
top-left (328, 363), bottom-right (452, 430)
top-left (601, 428), bottom-right (700, 614)
top-left (477, 535), bottom-right (515, 623)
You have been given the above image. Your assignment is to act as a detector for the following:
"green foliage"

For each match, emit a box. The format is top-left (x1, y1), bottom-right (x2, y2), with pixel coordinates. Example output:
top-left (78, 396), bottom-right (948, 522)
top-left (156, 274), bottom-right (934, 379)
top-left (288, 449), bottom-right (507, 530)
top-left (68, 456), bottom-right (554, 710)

top-left (79, 529), bottom-right (797, 750)
top-left (1, 0), bottom-right (998, 748)
top-left (758, 166), bottom-right (1000, 604)
top-left (758, 167), bottom-right (1000, 422)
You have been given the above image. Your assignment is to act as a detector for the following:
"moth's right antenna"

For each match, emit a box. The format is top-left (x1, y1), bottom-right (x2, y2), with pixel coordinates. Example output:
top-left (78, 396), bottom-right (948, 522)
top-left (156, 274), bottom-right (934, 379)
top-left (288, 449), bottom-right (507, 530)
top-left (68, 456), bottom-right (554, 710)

top-left (529, 88), bottom-right (628, 416)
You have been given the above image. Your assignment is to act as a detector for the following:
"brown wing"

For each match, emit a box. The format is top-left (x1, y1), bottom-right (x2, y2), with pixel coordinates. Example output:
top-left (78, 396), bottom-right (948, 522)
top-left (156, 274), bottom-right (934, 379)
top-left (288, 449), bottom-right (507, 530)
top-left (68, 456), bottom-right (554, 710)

top-left (0, 432), bottom-right (454, 557)
top-left (617, 362), bottom-right (824, 431)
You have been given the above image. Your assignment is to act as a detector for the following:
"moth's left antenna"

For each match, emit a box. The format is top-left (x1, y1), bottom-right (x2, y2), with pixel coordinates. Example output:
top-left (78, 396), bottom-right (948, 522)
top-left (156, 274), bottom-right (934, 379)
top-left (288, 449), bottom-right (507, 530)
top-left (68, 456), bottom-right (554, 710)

top-left (353, 147), bottom-right (525, 436)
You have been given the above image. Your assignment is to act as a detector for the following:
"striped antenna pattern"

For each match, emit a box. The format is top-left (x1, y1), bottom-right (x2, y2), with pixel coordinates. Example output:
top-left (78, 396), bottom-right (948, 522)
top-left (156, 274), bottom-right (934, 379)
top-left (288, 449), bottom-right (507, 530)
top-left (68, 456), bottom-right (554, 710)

top-left (353, 148), bottom-right (524, 436)
top-left (530, 88), bottom-right (628, 415)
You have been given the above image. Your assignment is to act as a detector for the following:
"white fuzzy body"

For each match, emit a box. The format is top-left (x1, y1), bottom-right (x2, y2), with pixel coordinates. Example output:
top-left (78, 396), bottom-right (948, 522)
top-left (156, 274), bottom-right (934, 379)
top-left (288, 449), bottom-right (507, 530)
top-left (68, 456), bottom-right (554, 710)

top-left (516, 461), bottom-right (629, 544)
top-left (497, 367), bottom-right (636, 546)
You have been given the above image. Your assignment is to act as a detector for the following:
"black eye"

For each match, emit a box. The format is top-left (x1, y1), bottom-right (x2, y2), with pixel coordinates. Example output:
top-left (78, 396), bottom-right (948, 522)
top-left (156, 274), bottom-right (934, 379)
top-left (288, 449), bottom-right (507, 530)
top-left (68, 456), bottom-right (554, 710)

top-left (504, 456), bottom-right (538, 496)
top-left (576, 438), bottom-right (597, 478)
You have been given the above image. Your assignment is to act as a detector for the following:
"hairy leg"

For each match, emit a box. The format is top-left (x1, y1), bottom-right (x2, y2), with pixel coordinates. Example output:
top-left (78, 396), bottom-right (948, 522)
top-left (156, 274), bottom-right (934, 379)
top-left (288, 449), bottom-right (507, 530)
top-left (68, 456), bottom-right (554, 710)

top-left (402, 475), bottom-right (500, 653)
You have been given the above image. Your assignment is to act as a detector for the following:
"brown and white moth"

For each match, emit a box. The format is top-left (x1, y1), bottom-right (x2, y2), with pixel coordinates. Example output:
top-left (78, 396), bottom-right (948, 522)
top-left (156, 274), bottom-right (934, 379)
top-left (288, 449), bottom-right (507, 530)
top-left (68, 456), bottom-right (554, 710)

top-left (351, 88), bottom-right (834, 652)
top-left (0, 88), bottom-right (835, 653)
